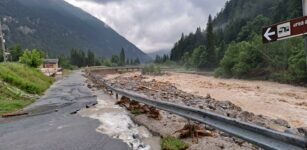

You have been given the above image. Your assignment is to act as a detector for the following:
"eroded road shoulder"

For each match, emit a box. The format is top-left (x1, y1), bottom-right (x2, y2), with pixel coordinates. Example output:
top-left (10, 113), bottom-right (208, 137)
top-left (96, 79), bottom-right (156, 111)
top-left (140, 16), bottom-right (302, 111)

top-left (0, 71), bottom-right (129, 150)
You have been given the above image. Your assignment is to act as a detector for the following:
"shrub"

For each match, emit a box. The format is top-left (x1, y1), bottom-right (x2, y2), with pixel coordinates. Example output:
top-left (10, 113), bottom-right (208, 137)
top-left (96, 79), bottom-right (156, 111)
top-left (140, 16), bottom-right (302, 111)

top-left (130, 108), bottom-right (143, 115)
top-left (142, 64), bottom-right (162, 75)
top-left (161, 136), bottom-right (189, 150)
top-left (19, 49), bottom-right (43, 68)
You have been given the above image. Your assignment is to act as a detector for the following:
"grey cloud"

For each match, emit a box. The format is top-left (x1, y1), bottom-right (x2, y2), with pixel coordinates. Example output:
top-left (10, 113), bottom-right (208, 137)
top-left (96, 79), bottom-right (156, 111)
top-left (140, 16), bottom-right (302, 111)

top-left (74, 0), bottom-right (123, 4)
top-left (65, 0), bottom-right (227, 53)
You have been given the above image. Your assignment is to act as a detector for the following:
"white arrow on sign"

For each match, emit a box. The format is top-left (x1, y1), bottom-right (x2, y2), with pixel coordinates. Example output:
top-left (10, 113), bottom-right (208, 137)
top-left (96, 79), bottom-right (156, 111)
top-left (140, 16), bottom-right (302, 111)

top-left (264, 27), bottom-right (276, 41)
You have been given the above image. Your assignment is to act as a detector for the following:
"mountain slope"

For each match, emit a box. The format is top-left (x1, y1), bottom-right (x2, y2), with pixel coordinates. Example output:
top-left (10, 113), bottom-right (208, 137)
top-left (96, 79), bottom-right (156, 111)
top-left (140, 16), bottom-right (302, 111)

top-left (147, 49), bottom-right (171, 59)
top-left (212, 0), bottom-right (302, 43)
top-left (170, 0), bottom-right (302, 62)
top-left (169, 0), bottom-right (306, 83)
top-left (0, 0), bottom-right (151, 61)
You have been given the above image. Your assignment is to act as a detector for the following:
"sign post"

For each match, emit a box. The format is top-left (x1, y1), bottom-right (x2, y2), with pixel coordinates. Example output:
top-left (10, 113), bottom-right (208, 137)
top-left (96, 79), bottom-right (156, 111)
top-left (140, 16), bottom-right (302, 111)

top-left (262, 16), bottom-right (307, 43)
top-left (262, 1), bottom-right (307, 70)
top-left (303, 0), bottom-right (307, 70)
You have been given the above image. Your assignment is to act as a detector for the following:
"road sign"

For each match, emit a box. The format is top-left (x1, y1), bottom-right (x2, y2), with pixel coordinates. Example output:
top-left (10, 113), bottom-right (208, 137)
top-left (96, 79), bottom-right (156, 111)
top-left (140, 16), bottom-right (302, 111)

top-left (262, 16), bottom-right (307, 43)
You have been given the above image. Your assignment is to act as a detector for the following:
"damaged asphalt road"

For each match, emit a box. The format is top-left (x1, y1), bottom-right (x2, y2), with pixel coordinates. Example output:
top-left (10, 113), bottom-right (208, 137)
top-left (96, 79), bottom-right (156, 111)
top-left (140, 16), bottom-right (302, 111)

top-left (0, 71), bottom-right (129, 150)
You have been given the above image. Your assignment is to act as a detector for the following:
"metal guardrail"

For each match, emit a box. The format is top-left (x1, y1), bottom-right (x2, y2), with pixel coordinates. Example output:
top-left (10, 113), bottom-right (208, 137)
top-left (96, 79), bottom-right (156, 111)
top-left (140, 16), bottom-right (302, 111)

top-left (89, 72), bottom-right (307, 150)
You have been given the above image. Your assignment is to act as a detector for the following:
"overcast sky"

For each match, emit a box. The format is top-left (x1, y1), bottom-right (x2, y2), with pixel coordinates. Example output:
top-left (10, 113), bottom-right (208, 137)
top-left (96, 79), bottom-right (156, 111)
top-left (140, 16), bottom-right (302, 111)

top-left (64, 0), bottom-right (227, 53)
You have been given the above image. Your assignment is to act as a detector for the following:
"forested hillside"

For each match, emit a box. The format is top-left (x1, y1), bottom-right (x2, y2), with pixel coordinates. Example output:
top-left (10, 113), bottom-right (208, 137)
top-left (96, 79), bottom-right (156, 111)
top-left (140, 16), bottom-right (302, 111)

top-left (0, 0), bottom-right (151, 62)
top-left (169, 0), bottom-right (306, 83)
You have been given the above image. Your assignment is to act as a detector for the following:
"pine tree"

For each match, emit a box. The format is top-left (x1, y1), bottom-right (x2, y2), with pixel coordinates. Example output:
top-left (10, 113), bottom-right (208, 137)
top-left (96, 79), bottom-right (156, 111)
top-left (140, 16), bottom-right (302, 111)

top-left (195, 27), bottom-right (204, 46)
top-left (87, 50), bottom-right (95, 66)
top-left (119, 48), bottom-right (126, 66)
top-left (134, 57), bottom-right (140, 65)
top-left (170, 33), bottom-right (185, 61)
top-left (111, 55), bottom-right (120, 66)
top-left (155, 55), bottom-right (161, 63)
top-left (10, 45), bottom-right (23, 61)
top-left (216, 41), bottom-right (226, 62)
top-left (205, 14), bottom-right (216, 68)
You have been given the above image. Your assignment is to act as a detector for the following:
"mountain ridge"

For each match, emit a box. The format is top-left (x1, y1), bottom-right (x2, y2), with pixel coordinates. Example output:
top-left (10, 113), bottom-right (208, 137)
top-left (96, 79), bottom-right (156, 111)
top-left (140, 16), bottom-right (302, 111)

top-left (0, 0), bottom-right (151, 61)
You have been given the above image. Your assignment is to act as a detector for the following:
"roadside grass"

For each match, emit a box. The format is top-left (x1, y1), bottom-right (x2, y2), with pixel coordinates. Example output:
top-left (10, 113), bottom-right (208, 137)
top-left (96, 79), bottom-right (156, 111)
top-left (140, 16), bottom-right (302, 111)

top-left (0, 63), bottom-right (54, 94)
top-left (0, 81), bottom-right (35, 115)
top-left (0, 63), bottom-right (54, 115)
top-left (161, 136), bottom-right (189, 150)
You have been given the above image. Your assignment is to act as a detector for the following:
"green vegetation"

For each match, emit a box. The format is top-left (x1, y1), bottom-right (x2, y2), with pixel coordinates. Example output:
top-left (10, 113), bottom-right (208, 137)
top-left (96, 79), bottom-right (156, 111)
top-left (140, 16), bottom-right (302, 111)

top-left (110, 55), bottom-right (120, 66)
top-left (19, 49), bottom-right (44, 68)
top-left (154, 54), bottom-right (170, 64)
top-left (0, 45), bottom-right (55, 114)
top-left (142, 64), bottom-right (162, 75)
top-left (0, 81), bottom-right (35, 115)
top-left (1, 45), bottom-right (45, 67)
top-left (0, 63), bottom-right (53, 94)
top-left (119, 48), bottom-right (126, 66)
top-left (215, 35), bottom-right (307, 83)
top-left (0, 63), bottom-right (53, 115)
top-left (59, 48), bottom-right (141, 69)
top-left (161, 136), bottom-right (189, 150)
top-left (69, 49), bottom-right (101, 68)
top-left (130, 108), bottom-right (143, 115)
top-left (165, 0), bottom-right (307, 84)
top-left (10, 45), bottom-right (24, 62)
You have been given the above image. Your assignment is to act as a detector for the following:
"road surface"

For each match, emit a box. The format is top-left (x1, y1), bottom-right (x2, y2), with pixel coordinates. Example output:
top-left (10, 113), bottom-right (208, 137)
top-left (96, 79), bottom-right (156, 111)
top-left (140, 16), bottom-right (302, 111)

top-left (0, 71), bottom-right (129, 150)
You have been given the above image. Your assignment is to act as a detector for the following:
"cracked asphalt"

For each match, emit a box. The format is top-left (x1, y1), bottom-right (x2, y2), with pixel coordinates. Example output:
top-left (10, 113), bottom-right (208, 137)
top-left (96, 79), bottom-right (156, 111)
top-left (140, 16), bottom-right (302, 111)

top-left (0, 71), bottom-right (129, 150)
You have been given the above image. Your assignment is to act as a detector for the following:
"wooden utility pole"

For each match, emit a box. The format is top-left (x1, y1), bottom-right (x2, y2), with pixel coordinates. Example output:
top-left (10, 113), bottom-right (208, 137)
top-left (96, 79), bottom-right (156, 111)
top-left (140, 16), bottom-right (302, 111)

top-left (303, 0), bottom-right (307, 70)
top-left (0, 21), bottom-right (6, 62)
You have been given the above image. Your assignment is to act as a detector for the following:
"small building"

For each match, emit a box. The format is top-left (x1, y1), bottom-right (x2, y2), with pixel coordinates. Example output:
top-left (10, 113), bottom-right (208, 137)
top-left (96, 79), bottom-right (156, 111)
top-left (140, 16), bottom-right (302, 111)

top-left (40, 59), bottom-right (62, 76)
top-left (43, 59), bottom-right (59, 69)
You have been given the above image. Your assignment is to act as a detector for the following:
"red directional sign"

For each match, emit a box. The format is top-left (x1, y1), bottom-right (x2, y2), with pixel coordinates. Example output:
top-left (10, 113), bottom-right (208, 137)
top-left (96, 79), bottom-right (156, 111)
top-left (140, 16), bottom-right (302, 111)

top-left (262, 16), bottom-right (307, 43)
